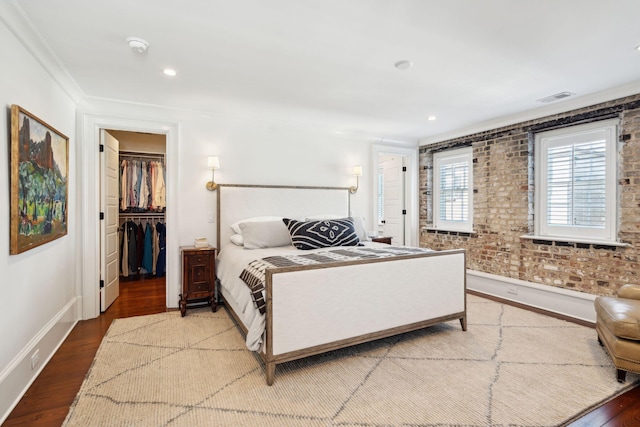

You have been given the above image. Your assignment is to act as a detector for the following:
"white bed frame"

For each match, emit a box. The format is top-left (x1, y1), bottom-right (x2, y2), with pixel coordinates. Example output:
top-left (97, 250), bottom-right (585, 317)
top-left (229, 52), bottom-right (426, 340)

top-left (216, 184), bottom-right (466, 385)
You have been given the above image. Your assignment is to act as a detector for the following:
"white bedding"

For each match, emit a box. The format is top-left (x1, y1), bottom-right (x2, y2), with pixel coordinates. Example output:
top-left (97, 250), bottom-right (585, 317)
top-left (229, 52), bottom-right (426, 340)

top-left (216, 241), bottom-right (388, 351)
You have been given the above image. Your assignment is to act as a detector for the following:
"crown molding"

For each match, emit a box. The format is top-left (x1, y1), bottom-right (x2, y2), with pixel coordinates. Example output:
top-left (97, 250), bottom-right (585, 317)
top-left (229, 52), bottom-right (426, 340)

top-left (0, 0), bottom-right (84, 103)
top-left (420, 81), bottom-right (640, 146)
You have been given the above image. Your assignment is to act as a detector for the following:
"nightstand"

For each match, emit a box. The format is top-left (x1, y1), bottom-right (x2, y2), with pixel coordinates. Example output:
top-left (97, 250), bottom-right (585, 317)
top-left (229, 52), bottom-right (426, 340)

top-left (371, 236), bottom-right (392, 245)
top-left (180, 246), bottom-right (217, 316)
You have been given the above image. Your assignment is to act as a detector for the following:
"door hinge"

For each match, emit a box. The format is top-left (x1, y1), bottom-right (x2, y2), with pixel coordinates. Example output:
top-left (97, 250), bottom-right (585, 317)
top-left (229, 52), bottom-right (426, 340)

top-left (402, 209), bottom-right (407, 215)
top-left (99, 144), bottom-right (104, 152)
top-left (100, 212), bottom-right (104, 220)
top-left (402, 166), bottom-right (407, 172)
top-left (100, 280), bottom-right (104, 288)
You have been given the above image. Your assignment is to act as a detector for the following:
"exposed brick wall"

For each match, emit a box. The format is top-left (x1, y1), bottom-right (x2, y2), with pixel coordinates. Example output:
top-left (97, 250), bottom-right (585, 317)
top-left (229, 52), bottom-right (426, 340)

top-left (419, 94), bottom-right (640, 296)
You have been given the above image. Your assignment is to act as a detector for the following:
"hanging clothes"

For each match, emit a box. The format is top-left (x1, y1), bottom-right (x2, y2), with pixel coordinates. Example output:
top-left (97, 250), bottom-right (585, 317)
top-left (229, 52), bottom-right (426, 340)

top-left (136, 220), bottom-right (144, 273)
top-left (126, 220), bottom-right (139, 274)
top-left (131, 161), bottom-right (139, 209)
top-left (119, 223), bottom-right (129, 277)
top-left (141, 222), bottom-right (154, 274)
top-left (152, 221), bottom-right (159, 275)
top-left (153, 163), bottom-right (166, 210)
top-left (120, 160), bottom-right (128, 211)
top-left (119, 158), bottom-right (166, 212)
top-left (156, 222), bottom-right (166, 277)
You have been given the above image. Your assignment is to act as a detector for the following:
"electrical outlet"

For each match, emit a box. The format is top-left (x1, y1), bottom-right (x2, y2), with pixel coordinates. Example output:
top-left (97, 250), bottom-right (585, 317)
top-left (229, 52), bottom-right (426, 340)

top-left (507, 286), bottom-right (518, 295)
top-left (31, 349), bottom-right (40, 370)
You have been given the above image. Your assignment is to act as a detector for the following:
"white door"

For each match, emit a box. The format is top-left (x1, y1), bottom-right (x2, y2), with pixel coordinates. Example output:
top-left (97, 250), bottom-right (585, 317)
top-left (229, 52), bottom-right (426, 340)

top-left (380, 156), bottom-right (404, 245)
top-left (100, 130), bottom-right (120, 312)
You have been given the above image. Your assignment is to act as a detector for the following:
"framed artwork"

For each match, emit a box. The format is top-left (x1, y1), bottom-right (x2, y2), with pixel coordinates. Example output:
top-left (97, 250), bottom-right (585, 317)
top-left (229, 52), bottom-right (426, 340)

top-left (10, 105), bottom-right (69, 254)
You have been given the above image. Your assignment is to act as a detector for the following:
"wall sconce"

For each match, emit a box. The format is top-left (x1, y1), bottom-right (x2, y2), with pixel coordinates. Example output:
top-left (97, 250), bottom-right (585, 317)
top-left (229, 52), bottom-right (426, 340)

top-left (349, 165), bottom-right (362, 194)
top-left (206, 156), bottom-right (220, 191)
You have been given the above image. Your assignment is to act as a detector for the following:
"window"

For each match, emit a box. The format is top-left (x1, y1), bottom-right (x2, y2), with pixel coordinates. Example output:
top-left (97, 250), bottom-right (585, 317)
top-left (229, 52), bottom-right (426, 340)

top-left (433, 147), bottom-right (473, 232)
top-left (534, 119), bottom-right (618, 243)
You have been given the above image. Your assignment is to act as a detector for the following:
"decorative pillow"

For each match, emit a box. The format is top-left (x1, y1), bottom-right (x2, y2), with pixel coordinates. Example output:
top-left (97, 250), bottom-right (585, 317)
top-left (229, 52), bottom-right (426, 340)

top-left (239, 220), bottom-right (291, 249)
top-left (230, 216), bottom-right (283, 235)
top-left (229, 234), bottom-right (244, 246)
top-left (282, 217), bottom-right (360, 250)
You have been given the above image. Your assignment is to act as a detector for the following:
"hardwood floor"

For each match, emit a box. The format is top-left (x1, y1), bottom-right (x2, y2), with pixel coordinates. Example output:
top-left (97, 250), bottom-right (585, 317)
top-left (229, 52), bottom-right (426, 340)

top-left (3, 276), bottom-right (168, 427)
top-left (3, 283), bottom-right (639, 426)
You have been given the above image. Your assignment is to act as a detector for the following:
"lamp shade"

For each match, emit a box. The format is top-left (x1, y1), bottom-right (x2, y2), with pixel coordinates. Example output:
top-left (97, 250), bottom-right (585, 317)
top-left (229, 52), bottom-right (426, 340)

top-left (207, 156), bottom-right (220, 169)
top-left (353, 165), bottom-right (362, 176)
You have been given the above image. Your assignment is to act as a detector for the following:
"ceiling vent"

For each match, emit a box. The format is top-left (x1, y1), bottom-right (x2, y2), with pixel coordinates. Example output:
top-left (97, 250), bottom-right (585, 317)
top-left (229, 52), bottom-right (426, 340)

top-left (536, 91), bottom-right (575, 103)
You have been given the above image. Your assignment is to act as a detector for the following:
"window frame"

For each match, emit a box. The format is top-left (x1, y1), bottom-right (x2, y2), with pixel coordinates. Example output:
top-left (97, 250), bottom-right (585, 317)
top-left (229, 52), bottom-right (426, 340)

top-left (433, 146), bottom-right (474, 233)
top-left (534, 119), bottom-right (618, 243)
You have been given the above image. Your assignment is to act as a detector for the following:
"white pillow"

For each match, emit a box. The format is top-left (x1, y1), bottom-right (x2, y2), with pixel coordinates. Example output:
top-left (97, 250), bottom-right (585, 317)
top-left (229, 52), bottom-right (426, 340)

top-left (305, 214), bottom-right (342, 221)
top-left (239, 220), bottom-right (291, 249)
top-left (229, 234), bottom-right (244, 246)
top-left (350, 216), bottom-right (369, 242)
top-left (230, 216), bottom-right (283, 235)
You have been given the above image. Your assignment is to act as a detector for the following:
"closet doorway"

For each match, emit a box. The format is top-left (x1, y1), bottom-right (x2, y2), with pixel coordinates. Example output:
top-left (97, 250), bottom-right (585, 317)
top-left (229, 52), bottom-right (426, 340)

top-left (100, 129), bottom-right (167, 312)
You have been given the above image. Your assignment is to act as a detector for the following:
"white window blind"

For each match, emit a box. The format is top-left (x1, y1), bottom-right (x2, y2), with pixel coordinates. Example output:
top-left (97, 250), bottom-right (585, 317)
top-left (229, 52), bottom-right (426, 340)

top-left (439, 160), bottom-right (469, 222)
top-left (433, 147), bottom-right (473, 232)
top-left (547, 141), bottom-right (606, 227)
top-left (535, 119), bottom-right (617, 242)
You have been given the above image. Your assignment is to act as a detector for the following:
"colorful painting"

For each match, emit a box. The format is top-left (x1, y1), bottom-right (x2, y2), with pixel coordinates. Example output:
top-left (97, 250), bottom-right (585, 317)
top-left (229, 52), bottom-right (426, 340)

top-left (10, 105), bottom-right (69, 254)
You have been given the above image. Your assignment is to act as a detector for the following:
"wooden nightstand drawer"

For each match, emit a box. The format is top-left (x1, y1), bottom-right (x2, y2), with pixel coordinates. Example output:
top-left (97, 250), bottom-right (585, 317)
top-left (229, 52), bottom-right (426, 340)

top-left (180, 246), bottom-right (217, 316)
top-left (371, 236), bottom-right (392, 245)
top-left (189, 255), bottom-right (207, 264)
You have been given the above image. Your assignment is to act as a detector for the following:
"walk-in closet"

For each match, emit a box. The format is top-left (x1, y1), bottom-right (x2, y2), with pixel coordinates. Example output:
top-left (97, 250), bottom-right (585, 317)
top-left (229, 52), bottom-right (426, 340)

top-left (109, 130), bottom-right (167, 284)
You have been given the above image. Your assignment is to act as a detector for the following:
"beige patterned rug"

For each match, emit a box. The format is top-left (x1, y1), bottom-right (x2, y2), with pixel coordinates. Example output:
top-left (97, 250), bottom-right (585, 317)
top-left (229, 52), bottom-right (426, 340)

top-left (63, 294), bottom-right (638, 426)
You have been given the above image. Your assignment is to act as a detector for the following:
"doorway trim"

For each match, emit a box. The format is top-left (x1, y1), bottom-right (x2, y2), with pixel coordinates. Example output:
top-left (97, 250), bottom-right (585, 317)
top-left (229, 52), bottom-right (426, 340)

top-left (371, 143), bottom-right (419, 247)
top-left (79, 113), bottom-right (179, 320)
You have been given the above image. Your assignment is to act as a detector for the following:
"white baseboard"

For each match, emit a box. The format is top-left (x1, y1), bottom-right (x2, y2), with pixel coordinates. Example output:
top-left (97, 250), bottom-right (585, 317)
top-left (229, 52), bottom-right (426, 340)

top-left (0, 297), bottom-right (79, 424)
top-left (467, 270), bottom-right (596, 324)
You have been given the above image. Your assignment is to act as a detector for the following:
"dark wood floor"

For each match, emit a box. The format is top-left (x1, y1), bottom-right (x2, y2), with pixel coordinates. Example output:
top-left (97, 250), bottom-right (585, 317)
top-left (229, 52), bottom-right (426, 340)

top-left (3, 275), bottom-right (169, 427)
top-left (3, 281), bottom-right (639, 426)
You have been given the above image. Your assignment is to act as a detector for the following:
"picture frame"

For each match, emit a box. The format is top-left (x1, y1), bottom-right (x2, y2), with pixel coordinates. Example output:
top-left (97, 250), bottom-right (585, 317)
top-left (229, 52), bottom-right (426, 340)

top-left (10, 105), bottom-right (69, 254)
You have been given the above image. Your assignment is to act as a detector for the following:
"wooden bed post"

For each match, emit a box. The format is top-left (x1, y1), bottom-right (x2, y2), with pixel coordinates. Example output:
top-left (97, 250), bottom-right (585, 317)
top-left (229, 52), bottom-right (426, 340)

top-left (266, 271), bottom-right (275, 385)
top-left (266, 362), bottom-right (275, 386)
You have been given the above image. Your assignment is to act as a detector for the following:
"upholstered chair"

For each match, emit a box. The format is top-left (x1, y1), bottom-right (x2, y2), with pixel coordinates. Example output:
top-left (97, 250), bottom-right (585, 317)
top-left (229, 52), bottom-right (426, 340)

top-left (594, 284), bottom-right (640, 382)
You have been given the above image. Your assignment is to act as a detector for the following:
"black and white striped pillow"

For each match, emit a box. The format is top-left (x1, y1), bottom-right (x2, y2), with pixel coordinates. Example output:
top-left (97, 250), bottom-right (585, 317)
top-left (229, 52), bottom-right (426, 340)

top-left (282, 217), bottom-right (360, 250)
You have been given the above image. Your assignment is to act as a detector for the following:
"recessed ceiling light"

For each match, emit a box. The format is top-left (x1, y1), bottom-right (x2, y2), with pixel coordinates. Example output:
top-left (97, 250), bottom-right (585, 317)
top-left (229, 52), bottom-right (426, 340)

top-left (394, 60), bottom-right (413, 70)
top-left (427, 115), bottom-right (437, 121)
top-left (636, 45), bottom-right (640, 52)
top-left (163, 69), bottom-right (177, 77)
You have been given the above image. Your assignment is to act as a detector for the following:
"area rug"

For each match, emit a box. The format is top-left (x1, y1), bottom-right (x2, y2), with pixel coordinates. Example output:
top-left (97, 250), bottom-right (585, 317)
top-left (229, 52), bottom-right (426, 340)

top-left (63, 294), bottom-right (638, 426)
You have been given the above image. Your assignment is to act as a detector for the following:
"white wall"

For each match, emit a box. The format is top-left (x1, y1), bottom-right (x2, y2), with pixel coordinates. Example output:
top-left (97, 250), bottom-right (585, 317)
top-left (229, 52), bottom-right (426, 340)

top-left (0, 17), bottom-right (78, 422)
top-left (77, 99), bottom-right (377, 317)
top-left (177, 114), bottom-right (374, 246)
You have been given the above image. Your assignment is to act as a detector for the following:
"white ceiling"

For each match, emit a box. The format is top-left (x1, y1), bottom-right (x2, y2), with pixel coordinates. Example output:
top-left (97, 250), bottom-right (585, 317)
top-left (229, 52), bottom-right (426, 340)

top-left (10, 0), bottom-right (640, 143)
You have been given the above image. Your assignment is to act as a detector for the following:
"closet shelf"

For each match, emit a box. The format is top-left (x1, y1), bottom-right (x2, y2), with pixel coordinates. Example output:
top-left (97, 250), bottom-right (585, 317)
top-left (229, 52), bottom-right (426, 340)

top-left (120, 212), bottom-right (165, 218)
top-left (120, 151), bottom-right (165, 161)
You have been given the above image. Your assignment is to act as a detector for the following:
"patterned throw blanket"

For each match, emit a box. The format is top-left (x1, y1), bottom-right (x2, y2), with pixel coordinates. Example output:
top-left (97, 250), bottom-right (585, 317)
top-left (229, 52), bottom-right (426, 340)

top-left (239, 246), bottom-right (433, 314)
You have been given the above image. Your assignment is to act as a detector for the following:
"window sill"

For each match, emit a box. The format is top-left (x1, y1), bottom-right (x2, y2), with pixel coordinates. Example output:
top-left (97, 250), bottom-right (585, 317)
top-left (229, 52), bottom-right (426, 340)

top-left (520, 235), bottom-right (630, 248)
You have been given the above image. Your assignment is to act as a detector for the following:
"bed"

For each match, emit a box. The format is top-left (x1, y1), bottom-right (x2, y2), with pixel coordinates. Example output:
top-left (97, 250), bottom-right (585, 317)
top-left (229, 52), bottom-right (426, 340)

top-left (215, 184), bottom-right (466, 385)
